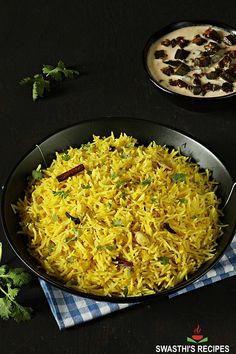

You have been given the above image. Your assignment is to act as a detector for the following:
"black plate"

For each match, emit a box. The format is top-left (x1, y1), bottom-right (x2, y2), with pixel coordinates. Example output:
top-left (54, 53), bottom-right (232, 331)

top-left (1, 117), bottom-right (236, 302)
top-left (143, 20), bottom-right (236, 110)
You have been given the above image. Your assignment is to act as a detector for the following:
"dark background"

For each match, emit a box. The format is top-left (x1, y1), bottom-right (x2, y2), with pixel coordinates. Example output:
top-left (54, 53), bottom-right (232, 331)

top-left (0, 1), bottom-right (236, 353)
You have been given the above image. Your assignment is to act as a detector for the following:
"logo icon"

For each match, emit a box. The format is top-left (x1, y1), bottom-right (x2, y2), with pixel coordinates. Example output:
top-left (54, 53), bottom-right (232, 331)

top-left (187, 324), bottom-right (208, 344)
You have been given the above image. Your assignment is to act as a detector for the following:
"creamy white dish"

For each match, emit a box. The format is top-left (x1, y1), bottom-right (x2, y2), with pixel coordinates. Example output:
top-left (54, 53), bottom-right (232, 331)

top-left (147, 25), bottom-right (236, 97)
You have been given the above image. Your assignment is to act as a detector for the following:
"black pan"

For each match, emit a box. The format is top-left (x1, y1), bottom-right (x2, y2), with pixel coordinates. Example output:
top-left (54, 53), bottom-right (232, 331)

top-left (1, 117), bottom-right (236, 302)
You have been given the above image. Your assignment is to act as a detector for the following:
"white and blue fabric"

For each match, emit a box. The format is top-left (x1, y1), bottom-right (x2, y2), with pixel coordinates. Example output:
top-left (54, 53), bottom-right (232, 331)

top-left (39, 235), bottom-right (236, 330)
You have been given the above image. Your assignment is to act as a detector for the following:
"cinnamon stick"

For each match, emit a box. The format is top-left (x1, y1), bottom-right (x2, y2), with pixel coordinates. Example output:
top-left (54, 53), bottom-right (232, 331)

top-left (56, 164), bottom-right (85, 182)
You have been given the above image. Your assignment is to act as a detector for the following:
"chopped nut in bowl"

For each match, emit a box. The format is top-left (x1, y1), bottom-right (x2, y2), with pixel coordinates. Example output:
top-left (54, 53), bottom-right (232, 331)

top-left (143, 20), bottom-right (236, 110)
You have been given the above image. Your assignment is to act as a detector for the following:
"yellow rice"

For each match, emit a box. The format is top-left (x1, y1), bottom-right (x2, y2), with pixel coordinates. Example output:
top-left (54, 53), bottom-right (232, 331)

top-left (14, 133), bottom-right (224, 297)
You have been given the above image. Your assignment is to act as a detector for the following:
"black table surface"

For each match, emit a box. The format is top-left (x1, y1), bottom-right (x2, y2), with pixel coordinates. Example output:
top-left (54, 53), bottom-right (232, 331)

top-left (1, 1), bottom-right (236, 353)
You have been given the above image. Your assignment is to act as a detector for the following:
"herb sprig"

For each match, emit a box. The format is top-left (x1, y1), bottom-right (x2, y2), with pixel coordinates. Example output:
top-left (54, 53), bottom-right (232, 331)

top-left (0, 243), bottom-right (33, 322)
top-left (20, 60), bottom-right (79, 101)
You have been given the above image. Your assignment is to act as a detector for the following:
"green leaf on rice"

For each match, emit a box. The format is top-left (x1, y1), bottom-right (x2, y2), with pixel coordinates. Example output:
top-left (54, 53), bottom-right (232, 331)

top-left (112, 219), bottom-right (123, 227)
top-left (96, 245), bottom-right (117, 251)
top-left (52, 190), bottom-right (70, 198)
top-left (32, 169), bottom-right (43, 180)
top-left (172, 173), bottom-right (186, 183)
top-left (141, 176), bottom-right (153, 186)
top-left (178, 198), bottom-right (186, 204)
top-left (62, 153), bottom-right (70, 161)
top-left (123, 286), bottom-right (128, 297)
top-left (51, 213), bottom-right (58, 222)
top-left (158, 256), bottom-right (169, 265)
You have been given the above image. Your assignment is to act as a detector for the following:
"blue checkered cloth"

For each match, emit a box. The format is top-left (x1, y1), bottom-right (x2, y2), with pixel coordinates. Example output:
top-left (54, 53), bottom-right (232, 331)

top-left (39, 235), bottom-right (236, 330)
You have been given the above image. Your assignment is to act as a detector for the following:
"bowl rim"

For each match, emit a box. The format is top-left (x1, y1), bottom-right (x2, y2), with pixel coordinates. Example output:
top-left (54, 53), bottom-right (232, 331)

top-left (143, 19), bottom-right (236, 101)
top-left (1, 116), bottom-right (235, 302)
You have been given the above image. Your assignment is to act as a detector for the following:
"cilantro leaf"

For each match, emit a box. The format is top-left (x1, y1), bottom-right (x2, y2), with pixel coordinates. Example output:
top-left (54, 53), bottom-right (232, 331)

top-left (41, 64), bottom-right (54, 73)
top-left (67, 256), bottom-right (74, 263)
top-left (32, 169), bottom-right (43, 180)
top-left (96, 245), bottom-right (117, 251)
top-left (0, 249), bottom-right (33, 323)
top-left (158, 256), bottom-right (170, 265)
top-left (65, 228), bottom-right (78, 242)
top-left (112, 219), bottom-right (123, 227)
top-left (19, 77), bottom-right (34, 86)
top-left (0, 265), bottom-right (7, 276)
top-left (111, 172), bottom-right (119, 180)
top-left (62, 153), bottom-right (70, 161)
top-left (48, 243), bottom-right (55, 255)
top-left (42, 65), bottom-right (63, 81)
top-left (20, 60), bottom-right (79, 101)
top-left (2, 268), bottom-right (32, 287)
top-left (123, 286), bottom-right (128, 297)
top-left (11, 303), bottom-right (33, 323)
top-left (52, 212), bottom-right (58, 222)
top-left (120, 152), bottom-right (129, 159)
top-left (72, 228), bottom-right (79, 238)
top-left (52, 190), bottom-right (70, 198)
top-left (42, 60), bottom-right (79, 81)
top-left (81, 184), bottom-right (91, 189)
top-left (7, 283), bottom-right (20, 299)
top-left (0, 297), bottom-right (12, 320)
top-left (172, 173), bottom-right (186, 183)
top-left (32, 74), bottom-right (50, 101)
top-left (142, 176), bottom-right (153, 186)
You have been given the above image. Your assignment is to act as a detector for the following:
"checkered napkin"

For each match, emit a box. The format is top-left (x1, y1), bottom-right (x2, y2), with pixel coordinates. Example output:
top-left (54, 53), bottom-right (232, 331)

top-left (39, 235), bottom-right (236, 330)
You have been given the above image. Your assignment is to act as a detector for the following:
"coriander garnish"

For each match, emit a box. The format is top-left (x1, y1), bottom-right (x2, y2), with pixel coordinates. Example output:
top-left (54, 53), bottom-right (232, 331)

top-left (20, 60), bottom-right (79, 101)
top-left (0, 243), bottom-right (33, 322)
top-left (172, 173), bottom-right (186, 183)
